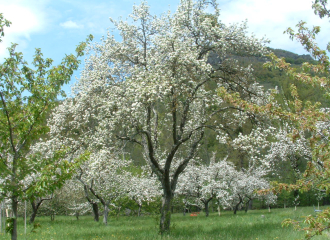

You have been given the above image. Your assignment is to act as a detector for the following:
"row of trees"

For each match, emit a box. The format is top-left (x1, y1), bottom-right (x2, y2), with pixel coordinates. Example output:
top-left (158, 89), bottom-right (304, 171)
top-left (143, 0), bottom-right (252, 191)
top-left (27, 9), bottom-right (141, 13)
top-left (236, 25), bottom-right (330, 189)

top-left (0, 151), bottom-right (275, 221)
top-left (1, 0), bottom-right (329, 239)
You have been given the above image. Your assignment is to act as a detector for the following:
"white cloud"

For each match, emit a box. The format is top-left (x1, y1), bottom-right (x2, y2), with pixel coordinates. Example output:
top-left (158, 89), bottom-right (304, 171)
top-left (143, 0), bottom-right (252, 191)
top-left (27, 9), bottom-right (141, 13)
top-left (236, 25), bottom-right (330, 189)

top-left (0, 0), bottom-right (48, 59)
top-left (218, 0), bottom-right (329, 54)
top-left (60, 20), bottom-right (83, 29)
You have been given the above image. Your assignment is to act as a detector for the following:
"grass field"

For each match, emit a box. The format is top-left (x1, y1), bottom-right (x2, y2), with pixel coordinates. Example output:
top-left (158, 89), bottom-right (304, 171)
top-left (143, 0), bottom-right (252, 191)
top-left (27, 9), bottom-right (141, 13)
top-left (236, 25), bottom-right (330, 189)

top-left (0, 207), bottom-right (329, 240)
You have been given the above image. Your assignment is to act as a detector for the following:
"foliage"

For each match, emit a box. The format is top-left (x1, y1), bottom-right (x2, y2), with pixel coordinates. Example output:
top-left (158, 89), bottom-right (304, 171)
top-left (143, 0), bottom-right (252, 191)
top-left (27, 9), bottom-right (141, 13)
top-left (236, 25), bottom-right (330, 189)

top-left (5, 218), bottom-right (14, 235)
top-left (219, 0), bottom-right (330, 238)
top-left (0, 12), bottom-right (92, 240)
top-left (268, 1), bottom-right (330, 238)
top-left (282, 209), bottom-right (330, 240)
top-left (0, 13), bottom-right (10, 43)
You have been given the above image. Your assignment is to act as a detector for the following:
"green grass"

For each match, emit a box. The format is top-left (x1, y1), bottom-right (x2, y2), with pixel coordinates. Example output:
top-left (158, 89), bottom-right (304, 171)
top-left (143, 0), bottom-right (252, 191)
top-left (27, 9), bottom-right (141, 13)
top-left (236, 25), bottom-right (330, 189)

top-left (0, 207), bottom-right (329, 240)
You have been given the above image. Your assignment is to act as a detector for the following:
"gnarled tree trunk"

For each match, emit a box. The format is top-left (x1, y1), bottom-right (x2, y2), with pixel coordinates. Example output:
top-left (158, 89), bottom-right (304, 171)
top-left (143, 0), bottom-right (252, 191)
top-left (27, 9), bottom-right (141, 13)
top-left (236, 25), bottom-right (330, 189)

top-left (160, 193), bottom-right (172, 233)
top-left (91, 202), bottom-right (99, 222)
top-left (103, 205), bottom-right (109, 225)
top-left (234, 196), bottom-right (243, 215)
top-left (203, 197), bottom-right (213, 217)
top-left (30, 196), bottom-right (53, 224)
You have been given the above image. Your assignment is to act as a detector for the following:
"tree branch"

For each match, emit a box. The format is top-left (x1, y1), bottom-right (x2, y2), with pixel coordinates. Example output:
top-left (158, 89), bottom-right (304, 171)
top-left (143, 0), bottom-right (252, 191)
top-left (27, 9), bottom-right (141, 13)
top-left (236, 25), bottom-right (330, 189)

top-left (141, 130), bottom-right (164, 175)
top-left (171, 130), bottom-right (204, 191)
top-left (0, 91), bottom-right (17, 154)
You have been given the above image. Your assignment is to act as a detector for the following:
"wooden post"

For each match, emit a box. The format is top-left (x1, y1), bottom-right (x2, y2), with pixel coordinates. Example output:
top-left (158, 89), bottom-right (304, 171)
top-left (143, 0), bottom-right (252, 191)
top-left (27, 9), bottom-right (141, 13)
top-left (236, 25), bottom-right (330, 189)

top-left (0, 201), bottom-right (2, 233)
top-left (1, 202), bottom-right (4, 234)
top-left (2, 202), bottom-right (5, 233)
top-left (24, 200), bottom-right (27, 235)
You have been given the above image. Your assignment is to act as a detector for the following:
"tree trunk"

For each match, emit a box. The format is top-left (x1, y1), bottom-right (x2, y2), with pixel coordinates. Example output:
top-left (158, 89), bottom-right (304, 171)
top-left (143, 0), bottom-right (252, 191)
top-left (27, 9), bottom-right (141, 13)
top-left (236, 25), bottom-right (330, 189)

top-left (0, 202), bottom-right (2, 234)
top-left (103, 205), bottom-right (109, 225)
top-left (205, 201), bottom-right (210, 217)
top-left (30, 200), bottom-right (40, 224)
top-left (11, 196), bottom-right (18, 240)
top-left (81, 184), bottom-right (99, 222)
top-left (183, 206), bottom-right (187, 216)
top-left (203, 197), bottom-right (212, 217)
top-left (160, 194), bottom-right (172, 234)
top-left (30, 208), bottom-right (37, 224)
top-left (249, 199), bottom-right (253, 210)
top-left (92, 202), bottom-right (99, 222)
top-left (234, 198), bottom-right (242, 215)
top-left (234, 195), bottom-right (243, 214)
top-left (86, 182), bottom-right (108, 224)
top-left (233, 204), bottom-right (239, 215)
top-left (50, 210), bottom-right (55, 221)
top-left (138, 204), bottom-right (142, 217)
top-left (29, 197), bottom-right (52, 224)
top-left (245, 200), bottom-right (250, 213)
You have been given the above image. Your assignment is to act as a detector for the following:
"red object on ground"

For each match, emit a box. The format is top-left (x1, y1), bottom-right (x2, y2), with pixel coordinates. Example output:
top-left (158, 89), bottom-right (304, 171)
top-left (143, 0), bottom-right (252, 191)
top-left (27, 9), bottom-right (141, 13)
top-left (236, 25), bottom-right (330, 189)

top-left (190, 212), bottom-right (200, 216)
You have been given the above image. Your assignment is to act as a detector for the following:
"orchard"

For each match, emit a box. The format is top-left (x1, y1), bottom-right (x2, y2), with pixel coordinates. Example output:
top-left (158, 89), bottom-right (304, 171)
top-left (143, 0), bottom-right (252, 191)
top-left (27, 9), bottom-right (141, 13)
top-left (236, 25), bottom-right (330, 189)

top-left (0, 0), bottom-right (329, 239)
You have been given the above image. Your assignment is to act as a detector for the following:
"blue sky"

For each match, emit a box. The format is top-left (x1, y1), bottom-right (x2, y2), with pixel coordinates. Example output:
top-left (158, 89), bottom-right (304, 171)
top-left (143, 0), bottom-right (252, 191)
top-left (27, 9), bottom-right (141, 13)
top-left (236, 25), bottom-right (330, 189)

top-left (1, 0), bottom-right (329, 96)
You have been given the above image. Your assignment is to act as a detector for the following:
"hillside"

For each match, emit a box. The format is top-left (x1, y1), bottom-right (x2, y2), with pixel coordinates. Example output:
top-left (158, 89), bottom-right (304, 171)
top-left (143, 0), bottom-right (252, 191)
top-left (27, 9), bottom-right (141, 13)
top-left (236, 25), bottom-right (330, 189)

top-left (231, 48), bottom-right (328, 106)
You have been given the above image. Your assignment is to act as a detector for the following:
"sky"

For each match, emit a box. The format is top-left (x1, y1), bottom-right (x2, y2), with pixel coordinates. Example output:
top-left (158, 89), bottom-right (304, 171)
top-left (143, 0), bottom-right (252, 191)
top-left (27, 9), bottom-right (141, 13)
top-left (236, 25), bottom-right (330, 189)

top-left (0, 0), bottom-right (329, 96)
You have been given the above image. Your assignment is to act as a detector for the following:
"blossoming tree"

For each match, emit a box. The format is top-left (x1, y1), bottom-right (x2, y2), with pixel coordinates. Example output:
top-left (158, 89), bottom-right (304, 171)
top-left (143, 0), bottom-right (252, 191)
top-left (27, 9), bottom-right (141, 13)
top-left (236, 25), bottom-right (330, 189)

top-left (55, 0), bottom-right (269, 233)
top-left (127, 169), bottom-right (161, 216)
top-left (176, 156), bottom-right (233, 217)
top-left (76, 150), bottom-right (132, 225)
